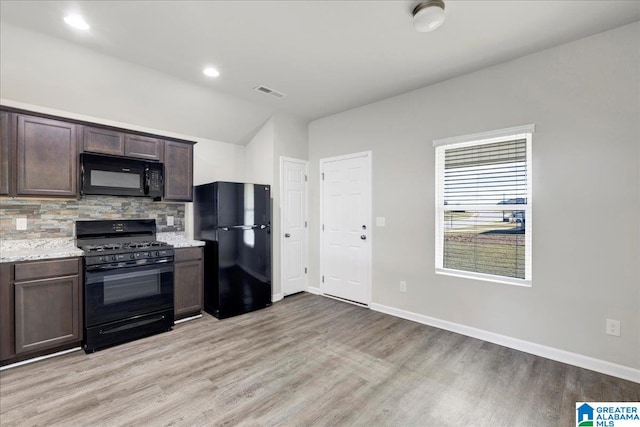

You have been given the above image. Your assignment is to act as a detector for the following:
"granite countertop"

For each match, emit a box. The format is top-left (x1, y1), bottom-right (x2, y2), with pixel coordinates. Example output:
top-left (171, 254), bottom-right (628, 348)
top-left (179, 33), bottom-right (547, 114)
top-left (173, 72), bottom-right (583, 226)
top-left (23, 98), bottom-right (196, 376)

top-left (0, 238), bottom-right (84, 263)
top-left (1, 233), bottom-right (204, 263)
top-left (157, 232), bottom-right (205, 249)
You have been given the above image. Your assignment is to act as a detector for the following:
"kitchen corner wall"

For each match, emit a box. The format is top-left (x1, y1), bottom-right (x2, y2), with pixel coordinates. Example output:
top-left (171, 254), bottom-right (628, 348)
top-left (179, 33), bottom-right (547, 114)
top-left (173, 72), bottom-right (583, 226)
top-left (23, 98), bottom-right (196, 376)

top-left (244, 113), bottom-right (310, 298)
top-left (0, 196), bottom-right (185, 240)
top-left (308, 22), bottom-right (640, 370)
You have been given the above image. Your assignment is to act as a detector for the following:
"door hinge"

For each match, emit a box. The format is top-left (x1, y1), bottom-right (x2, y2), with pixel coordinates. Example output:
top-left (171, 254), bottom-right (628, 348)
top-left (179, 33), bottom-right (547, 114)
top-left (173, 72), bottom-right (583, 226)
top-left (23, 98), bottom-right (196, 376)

top-left (322, 224), bottom-right (324, 231)
top-left (322, 275), bottom-right (325, 283)
top-left (305, 174), bottom-right (308, 182)
top-left (321, 172), bottom-right (325, 180)
top-left (305, 267), bottom-right (307, 274)
top-left (305, 221), bottom-right (307, 228)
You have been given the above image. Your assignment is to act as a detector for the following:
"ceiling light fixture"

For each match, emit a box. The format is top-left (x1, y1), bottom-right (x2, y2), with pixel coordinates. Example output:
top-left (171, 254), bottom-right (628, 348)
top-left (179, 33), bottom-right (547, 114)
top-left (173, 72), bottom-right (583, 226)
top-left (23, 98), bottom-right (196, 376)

top-left (63, 14), bottom-right (90, 31)
top-left (412, 0), bottom-right (445, 32)
top-left (203, 67), bottom-right (220, 78)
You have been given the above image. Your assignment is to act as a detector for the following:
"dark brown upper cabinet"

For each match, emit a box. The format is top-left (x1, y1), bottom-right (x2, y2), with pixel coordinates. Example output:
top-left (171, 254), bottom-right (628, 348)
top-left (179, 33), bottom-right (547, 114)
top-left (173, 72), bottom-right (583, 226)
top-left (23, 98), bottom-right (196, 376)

top-left (164, 140), bottom-right (194, 201)
top-left (84, 128), bottom-right (162, 161)
top-left (125, 134), bottom-right (163, 161)
top-left (83, 126), bottom-right (125, 156)
top-left (16, 114), bottom-right (78, 197)
top-left (1, 107), bottom-right (195, 200)
top-left (0, 111), bottom-right (10, 196)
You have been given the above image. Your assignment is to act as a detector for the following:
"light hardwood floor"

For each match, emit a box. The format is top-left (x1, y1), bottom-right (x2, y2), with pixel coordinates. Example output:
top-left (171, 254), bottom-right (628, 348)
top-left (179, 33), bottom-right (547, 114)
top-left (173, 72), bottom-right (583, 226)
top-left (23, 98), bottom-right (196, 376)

top-left (1, 293), bottom-right (638, 426)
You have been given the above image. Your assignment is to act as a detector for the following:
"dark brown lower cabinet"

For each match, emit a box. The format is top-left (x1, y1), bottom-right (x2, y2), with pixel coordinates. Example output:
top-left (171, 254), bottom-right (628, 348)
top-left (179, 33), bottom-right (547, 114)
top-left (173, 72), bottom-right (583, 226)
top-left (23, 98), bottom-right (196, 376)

top-left (174, 248), bottom-right (203, 320)
top-left (0, 258), bottom-right (82, 363)
top-left (0, 263), bottom-right (14, 360)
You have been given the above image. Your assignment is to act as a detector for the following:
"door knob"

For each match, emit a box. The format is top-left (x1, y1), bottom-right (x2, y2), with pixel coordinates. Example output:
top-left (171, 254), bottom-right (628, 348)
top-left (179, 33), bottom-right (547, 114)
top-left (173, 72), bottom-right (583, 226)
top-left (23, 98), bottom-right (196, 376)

top-left (285, 233), bottom-right (291, 238)
top-left (360, 235), bottom-right (366, 240)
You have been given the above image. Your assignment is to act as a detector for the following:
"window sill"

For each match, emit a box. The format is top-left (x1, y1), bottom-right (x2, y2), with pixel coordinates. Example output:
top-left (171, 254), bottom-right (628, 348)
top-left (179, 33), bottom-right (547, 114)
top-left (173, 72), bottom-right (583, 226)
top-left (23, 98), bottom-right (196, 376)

top-left (436, 268), bottom-right (532, 288)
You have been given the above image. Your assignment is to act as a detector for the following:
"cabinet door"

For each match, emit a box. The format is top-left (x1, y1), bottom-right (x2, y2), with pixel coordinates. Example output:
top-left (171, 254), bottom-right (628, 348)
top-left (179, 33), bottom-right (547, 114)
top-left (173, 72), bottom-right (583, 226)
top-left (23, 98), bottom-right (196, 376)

top-left (16, 115), bottom-right (78, 197)
top-left (174, 256), bottom-right (203, 320)
top-left (0, 111), bottom-right (10, 196)
top-left (0, 263), bottom-right (14, 361)
top-left (14, 275), bottom-right (80, 354)
top-left (125, 134), bottom-right (163, 161)
top-left (164, 140), bottom-right (193, 201)
top-left (83, 126), bottom-right (125, 156)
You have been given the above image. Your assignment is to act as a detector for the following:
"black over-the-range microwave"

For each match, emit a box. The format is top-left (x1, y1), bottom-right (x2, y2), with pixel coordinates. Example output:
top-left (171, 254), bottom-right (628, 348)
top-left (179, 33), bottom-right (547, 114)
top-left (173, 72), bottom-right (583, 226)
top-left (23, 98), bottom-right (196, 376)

top-left (80, 153), bottom-right (164, 199)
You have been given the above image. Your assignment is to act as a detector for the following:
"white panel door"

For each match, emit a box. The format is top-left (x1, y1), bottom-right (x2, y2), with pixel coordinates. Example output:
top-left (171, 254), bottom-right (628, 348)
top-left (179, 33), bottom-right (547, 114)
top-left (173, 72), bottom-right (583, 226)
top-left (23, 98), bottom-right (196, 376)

top-left (281, 158), bottom-right (308, 296)
top-left (320, 152), bottom-right (371, 305)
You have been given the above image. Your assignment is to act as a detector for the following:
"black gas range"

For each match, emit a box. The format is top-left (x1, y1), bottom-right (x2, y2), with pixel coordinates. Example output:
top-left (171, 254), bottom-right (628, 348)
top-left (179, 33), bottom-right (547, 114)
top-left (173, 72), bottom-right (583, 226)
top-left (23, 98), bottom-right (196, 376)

top-left (76, 219), bottom-right (175, 353)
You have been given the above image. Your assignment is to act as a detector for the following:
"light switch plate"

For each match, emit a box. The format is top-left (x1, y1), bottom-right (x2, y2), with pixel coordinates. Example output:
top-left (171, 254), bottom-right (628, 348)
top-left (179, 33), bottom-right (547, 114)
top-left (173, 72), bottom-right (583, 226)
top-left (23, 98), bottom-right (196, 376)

top-left (167, 216), bottom-right (174, 226)
top-left (16, 217), bottom-right (27, 230)
top-left (376, 217), bottom-right (386, 227)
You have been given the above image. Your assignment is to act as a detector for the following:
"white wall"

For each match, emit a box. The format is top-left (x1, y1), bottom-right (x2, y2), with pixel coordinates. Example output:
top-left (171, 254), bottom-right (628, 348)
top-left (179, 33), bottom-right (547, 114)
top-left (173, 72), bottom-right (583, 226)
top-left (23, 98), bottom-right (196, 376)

top-left (245, 118), bottom-right (275, 185)
top-left (308, 23), bottom-right (640, 370)
top-left (0, 23), bottom-right (273, 144)
top-left (244, 113), bottom-right (309, 298)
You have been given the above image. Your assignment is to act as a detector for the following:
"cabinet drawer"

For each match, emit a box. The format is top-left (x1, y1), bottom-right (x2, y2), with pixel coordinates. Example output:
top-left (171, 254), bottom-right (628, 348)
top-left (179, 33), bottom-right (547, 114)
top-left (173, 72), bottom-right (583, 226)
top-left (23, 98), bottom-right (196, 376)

top-left (15, 258), bottom-right (80, 282)
top-left (174, 247), bottom-right (203, 262)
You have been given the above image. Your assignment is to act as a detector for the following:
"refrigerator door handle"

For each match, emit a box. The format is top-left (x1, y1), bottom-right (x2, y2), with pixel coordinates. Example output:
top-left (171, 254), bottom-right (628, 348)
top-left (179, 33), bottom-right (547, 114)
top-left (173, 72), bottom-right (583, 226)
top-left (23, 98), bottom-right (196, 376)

top-left (222, 225), bottom-right (260, 230)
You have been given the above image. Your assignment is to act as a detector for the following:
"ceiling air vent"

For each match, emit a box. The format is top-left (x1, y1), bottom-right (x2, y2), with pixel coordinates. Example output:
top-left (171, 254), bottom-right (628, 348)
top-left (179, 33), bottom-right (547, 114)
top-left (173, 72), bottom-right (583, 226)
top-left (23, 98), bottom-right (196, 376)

top-left (254, 85), bottom-right (287, 99)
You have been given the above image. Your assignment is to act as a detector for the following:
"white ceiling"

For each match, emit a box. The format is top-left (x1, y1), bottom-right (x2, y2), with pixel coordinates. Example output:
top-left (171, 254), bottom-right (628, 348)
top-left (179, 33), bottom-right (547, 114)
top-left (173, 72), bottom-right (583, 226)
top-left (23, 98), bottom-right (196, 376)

top-left (1, 1), bottom-right (639, 143)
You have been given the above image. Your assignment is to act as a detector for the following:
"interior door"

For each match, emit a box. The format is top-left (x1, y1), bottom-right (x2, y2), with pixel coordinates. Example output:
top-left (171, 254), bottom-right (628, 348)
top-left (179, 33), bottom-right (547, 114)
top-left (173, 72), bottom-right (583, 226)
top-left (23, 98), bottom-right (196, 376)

top-left (320, 151), bottom-right (371, 305)
top-left (281, 158), bottom-right (308, 296)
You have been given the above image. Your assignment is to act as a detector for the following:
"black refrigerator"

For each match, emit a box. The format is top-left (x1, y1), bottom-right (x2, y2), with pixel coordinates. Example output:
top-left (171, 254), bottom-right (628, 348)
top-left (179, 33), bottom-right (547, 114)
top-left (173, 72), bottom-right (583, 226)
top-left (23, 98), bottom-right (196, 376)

top-left (194, 181), bottom-right (272, 319)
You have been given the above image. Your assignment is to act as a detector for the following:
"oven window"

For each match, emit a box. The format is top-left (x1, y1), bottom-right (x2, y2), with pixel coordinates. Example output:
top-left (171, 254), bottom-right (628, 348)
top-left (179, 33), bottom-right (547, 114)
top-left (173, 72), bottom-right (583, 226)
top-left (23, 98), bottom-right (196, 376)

top-left (103, 270), bottom-right (161, 305)
top-left (91, 170), bottom-right (140, 189)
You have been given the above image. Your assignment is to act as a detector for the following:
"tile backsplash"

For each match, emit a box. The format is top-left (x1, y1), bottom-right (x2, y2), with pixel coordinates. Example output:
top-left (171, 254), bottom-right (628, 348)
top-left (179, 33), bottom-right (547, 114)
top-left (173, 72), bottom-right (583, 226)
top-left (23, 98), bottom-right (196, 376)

top-left (0, 196), bottom-right (184, 240)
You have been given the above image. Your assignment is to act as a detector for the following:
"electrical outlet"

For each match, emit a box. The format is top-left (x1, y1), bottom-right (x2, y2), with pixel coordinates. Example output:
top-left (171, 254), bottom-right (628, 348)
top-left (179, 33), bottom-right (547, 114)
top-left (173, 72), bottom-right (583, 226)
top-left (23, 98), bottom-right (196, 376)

top-left (376, 217), bottom-right (386, 227)
top-left (606, 319), bottom-right (621, 337)
top-left (16, 217), bottom-right (27, 230)
top-left (400, 281), bottom-right (407, 293)
top-left (167, 216), bottom-right (174, 226)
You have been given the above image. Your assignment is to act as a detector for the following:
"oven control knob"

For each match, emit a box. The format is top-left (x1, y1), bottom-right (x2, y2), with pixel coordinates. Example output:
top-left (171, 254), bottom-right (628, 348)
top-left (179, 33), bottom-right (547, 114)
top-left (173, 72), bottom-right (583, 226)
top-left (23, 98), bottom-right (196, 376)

top-left (154, 251), bottom-right (159, 257)
top-left (129, 253), bottom-right (135, 260)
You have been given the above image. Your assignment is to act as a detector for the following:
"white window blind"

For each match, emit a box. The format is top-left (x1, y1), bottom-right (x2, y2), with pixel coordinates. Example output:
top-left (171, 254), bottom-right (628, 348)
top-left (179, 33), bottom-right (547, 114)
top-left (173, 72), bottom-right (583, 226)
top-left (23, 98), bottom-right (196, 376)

top-left (435, 126), bottom-right (533, 286)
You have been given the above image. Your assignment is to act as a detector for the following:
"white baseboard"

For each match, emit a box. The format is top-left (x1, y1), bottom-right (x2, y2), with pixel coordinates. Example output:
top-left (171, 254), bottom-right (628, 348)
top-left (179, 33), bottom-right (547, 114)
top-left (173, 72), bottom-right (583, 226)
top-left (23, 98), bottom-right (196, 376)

top-left (0, 347), bottom-right (82, 372)
top-left (307, 286), bottom-right (321, 295)
top-left (272, 293), bottom-right (284, 303)
top-left (174, 314), bottom-right (203, 324)
top-left (369, 302), bottom-right (640, 384)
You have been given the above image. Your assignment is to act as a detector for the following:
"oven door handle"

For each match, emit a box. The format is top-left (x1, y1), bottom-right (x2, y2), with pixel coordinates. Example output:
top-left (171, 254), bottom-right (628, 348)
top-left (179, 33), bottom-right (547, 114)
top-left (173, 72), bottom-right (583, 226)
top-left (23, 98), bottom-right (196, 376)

top-left (85, 262), bottom-right (173, 285)
top-left (85, 257), bottom-right (174, 272)
top-left (99, 315), bottom-right (167, 335)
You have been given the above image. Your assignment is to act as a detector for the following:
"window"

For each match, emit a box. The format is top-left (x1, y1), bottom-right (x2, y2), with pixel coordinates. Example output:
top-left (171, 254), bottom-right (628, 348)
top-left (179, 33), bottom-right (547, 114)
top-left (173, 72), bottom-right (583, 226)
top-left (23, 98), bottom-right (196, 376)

top-left (434, 125), bottom-right (533, 286)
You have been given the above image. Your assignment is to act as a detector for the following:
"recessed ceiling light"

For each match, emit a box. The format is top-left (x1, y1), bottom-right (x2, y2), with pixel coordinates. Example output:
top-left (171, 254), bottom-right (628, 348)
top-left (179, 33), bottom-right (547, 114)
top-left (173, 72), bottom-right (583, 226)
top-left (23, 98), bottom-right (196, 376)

top-left (203, 67), bottom-right (220, 78)
top-left (64, 14), bottom-right (90, 31)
